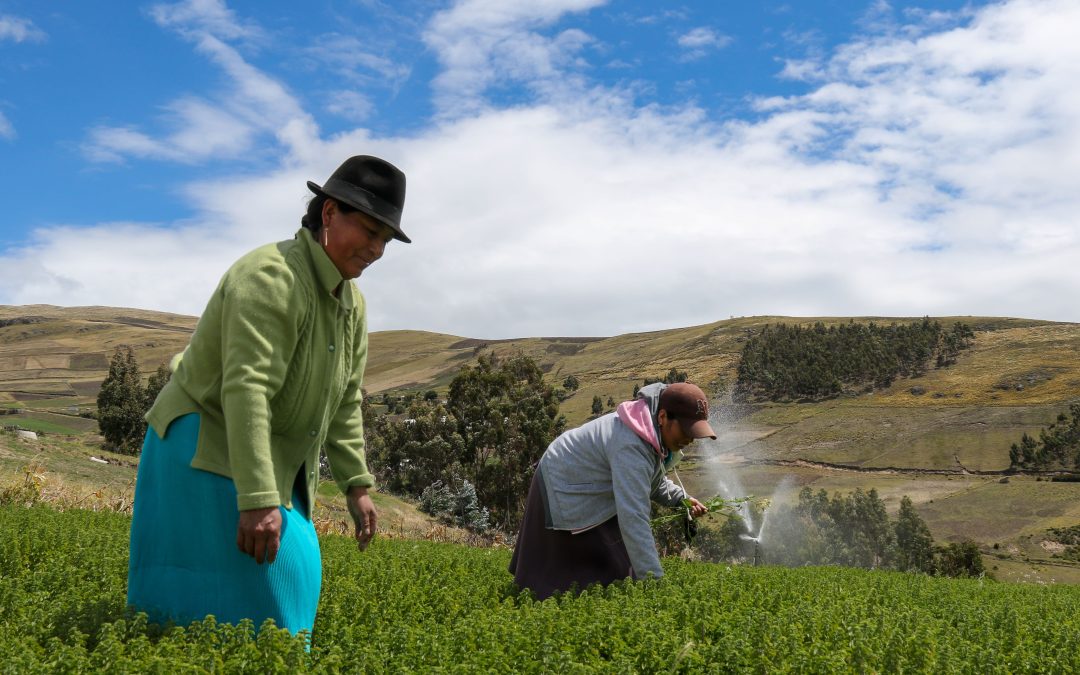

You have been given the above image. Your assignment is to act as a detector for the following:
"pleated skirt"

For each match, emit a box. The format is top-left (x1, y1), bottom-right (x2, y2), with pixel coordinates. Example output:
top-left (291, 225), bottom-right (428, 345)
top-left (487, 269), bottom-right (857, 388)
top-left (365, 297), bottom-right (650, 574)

top-left (508, 469), bottom-right (632, 601)
top-left (127, 413), bottom-right (321, 636)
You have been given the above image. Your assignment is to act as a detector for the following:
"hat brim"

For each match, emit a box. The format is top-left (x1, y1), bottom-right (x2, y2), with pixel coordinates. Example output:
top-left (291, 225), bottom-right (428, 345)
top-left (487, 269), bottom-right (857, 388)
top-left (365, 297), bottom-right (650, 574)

top-left (681, 419), bottom-right (717, 440)
top-left (308, 181), bottom-right (411, 244)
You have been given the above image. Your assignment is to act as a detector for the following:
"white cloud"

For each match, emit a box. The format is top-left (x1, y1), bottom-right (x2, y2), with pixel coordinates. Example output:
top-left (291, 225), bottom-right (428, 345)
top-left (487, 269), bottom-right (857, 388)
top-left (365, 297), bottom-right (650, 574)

top-left (0, 14), bottom-right (46, 43)
top-left (85, 98), bottom-right (256, 163)
top-left (326, 91), bottom-right (375, 123)
top-left (676, 26), bottom-right (732, 60)
top-left (303, 34), bottom-right (412, 86)
top-left (0, 110), bottom-right (14, 140)
top-left (423, 0), bottom-right (605, 117)
top-left (7, 0), bottom-right (1080, 338)
top-left (147, 0), bottom-right (259, 41)
top-left (84, 0), bottom-right (317, 164)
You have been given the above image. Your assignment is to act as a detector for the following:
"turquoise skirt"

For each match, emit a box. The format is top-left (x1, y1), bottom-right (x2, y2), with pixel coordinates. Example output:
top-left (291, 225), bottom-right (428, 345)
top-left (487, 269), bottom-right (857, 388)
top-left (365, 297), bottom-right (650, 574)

top-left (127, 413), bottom-right (321, 636)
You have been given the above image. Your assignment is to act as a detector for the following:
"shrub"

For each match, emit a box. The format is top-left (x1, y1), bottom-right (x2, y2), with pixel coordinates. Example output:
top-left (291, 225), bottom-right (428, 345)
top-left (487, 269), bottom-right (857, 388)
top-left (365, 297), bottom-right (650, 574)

top-left (419, 479), bottom-right (490, 533)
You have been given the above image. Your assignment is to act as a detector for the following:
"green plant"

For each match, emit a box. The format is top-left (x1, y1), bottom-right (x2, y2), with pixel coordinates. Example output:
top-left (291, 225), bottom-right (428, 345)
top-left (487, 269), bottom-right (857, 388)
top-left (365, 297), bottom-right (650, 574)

top-left (4, 502), bottom-right (1080, 672)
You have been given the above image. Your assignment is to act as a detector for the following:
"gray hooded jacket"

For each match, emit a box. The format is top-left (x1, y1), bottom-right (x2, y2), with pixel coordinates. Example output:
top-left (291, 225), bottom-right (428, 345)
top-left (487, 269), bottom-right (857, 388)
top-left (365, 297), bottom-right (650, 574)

top-left (538, 383), bottom-right (687, 579)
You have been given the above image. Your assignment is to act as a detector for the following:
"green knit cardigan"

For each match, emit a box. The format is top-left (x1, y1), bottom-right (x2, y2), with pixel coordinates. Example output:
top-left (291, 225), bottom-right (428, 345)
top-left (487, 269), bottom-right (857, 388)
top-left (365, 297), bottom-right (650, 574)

top-left (147, 227), bottom-right (375, 511)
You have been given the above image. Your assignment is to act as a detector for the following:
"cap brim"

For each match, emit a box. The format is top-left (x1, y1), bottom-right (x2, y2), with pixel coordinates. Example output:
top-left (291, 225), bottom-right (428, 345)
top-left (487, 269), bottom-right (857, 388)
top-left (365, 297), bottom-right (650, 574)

top-left (682, 419), bottom-right (717, 440)
top-left (307, 180), bottom-right (411, 244)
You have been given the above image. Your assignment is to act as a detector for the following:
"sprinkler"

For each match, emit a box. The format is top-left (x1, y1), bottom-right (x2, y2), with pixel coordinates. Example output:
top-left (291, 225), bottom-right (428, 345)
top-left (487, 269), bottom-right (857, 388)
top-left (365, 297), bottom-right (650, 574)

top-left (738, 533), bottom-right (762, 566)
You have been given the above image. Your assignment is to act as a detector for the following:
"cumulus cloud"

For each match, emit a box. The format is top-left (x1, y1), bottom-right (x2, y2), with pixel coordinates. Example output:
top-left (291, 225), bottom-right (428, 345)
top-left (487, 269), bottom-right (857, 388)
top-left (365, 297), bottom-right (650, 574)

top-left (83, 0), bottom-right (317, 164)
top-left (0, 14), bottom-right (46, 43)
top-left (6, 0), bottom-right (1080, 337)
top-left (676, 27), bottom-right (732, 60)
top-left (423, 0), bottom-right (605, 117)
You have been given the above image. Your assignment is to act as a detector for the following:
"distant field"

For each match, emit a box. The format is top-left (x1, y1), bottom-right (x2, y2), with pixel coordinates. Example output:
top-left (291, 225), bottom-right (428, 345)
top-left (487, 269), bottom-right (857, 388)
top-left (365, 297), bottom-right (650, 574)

top-left (1, 414), bottom-right (88, 435)
top-left (679, 457), bottom-right (1080, 577)
top-left (727, 403), bottom-right (1063, 471)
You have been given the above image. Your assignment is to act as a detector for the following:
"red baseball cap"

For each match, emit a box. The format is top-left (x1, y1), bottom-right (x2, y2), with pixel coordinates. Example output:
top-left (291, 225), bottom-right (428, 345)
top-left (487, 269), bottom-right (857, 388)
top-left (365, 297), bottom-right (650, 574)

top-left (659, 383), bottom-right (717, 439)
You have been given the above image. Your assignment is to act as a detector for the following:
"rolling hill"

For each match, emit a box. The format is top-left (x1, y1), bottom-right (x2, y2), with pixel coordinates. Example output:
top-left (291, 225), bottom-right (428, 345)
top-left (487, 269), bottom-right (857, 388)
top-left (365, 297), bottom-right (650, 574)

top-left (3, 304), bottom-right (1080, 582)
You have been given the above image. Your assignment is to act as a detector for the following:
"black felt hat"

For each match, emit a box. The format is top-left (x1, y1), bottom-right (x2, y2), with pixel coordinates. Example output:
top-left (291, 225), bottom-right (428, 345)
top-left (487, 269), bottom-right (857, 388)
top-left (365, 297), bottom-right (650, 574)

top-left (308, 155), bottom-right (410, 243)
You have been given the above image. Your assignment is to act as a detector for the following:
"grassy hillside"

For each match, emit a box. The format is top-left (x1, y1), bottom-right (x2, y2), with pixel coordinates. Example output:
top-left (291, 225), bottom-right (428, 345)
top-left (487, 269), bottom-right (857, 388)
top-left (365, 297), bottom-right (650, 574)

top-left (4, 305), bottom-right (1076, 421)
top-left (0, 428), bottom-right (457, 542)
top-left (0, 305), bottom-right (197, 405)
top-left (4, 305), bottom-right (1080, 581)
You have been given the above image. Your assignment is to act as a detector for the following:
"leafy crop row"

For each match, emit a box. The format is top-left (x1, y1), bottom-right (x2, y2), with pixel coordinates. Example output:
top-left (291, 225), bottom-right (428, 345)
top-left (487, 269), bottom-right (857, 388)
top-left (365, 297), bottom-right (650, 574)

top-left (3, 503), bottom-right (1080, 673)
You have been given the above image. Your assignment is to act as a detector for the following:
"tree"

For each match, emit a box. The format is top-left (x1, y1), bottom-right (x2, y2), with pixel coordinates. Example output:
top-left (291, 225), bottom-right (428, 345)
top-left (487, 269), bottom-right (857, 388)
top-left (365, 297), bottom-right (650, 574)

top-left (364, 399), bottom-right (465, 495)
top-left (96, 347), bottom-right (147, 455)
top-left (664, 368), bottom-right (688, 384)
top-left (1007, 403), bottom-right (1080, 471)
top-left (145, 362), bottom-right (172, 408)
top-left (562, 375), bottom-right (580, 391)
top-left (591, 395), bottom-right (603, 417)
top-left (936, 541), bottom-right (985, 578)
top-left (447, 352), bottom-right (564, 529)
top-left (895, 496), bottom-right (935, 573)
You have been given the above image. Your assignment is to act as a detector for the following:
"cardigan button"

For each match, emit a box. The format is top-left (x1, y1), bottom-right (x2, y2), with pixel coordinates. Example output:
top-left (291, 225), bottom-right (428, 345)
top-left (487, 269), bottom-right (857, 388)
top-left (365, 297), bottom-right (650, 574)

top-left (328, 344), bottom-right (335, 352)
top-left (309, 430), bottom-right (317, 437)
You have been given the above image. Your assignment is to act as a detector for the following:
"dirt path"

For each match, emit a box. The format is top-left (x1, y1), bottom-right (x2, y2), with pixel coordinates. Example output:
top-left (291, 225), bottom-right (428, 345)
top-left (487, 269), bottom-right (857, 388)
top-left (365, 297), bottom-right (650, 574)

top-left (746, 457), bottom-right (1060, 478)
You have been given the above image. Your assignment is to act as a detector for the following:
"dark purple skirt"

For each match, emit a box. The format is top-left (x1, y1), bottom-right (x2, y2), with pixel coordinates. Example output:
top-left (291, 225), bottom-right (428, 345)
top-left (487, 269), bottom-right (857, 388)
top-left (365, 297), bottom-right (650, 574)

top-left (508, 469), bottom-right (632, 600)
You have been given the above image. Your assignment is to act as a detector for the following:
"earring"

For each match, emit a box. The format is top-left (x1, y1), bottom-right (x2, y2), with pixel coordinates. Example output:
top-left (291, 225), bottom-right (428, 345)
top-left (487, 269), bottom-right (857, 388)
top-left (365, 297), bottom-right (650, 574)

top-left (321, 225), bottom-right (329, 248)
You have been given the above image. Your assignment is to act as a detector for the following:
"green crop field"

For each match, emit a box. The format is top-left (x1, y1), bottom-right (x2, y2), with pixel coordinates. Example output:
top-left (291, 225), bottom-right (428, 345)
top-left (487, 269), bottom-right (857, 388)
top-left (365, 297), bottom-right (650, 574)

top-left (3, 503), bottom-right (1080, 673)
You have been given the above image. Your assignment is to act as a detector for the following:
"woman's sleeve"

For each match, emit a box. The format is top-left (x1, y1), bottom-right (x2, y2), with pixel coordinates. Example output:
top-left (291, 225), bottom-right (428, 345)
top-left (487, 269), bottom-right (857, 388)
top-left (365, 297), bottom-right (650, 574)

top-left (324, 298), bottom-right (376, 493)
top-left (219, 258), bottom-right (302, 511)
top-left (651, 476), bottom-right (688, 507)
top-left (609, 446), bottom-right (665, 580)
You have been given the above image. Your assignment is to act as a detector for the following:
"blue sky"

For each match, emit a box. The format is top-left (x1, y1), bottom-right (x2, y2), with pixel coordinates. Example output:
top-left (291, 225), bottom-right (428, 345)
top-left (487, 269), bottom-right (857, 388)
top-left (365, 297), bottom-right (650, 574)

top-left (1, 0), bottom-right (1078, 338)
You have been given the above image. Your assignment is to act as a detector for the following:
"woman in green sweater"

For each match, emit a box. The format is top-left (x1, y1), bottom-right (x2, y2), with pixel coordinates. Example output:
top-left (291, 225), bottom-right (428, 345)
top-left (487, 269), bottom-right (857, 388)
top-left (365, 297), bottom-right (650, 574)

top-left (127, 155), bottom-right (410, 638)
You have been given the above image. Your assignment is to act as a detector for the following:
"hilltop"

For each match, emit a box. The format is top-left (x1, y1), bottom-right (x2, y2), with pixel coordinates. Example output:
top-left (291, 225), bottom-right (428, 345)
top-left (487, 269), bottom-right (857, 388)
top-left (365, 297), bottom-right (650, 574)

top-left (3, 304), bottom-right (1080, 581)
top-left (4, 305), bottom-right (1073, 421)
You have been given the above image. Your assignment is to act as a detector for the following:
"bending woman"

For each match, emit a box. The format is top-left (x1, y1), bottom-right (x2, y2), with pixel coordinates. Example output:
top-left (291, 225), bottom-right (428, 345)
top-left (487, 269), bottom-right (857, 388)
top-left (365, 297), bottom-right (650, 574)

top-left (127, 155), bottom-right (410, 636)
top-left (509, 382), bottom-right (716, 600)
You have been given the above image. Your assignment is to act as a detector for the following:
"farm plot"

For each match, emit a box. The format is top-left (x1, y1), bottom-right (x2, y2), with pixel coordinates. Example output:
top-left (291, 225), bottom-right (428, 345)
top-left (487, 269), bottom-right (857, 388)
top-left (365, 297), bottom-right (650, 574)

top-left (3, 503), bottom-right (1080, 673)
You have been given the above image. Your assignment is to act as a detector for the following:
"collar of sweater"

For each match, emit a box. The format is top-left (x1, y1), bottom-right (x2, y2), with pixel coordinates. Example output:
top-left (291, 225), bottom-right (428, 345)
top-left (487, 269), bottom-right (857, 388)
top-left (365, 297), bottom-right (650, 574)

top-left (296, 227), bottom-right (358, 310)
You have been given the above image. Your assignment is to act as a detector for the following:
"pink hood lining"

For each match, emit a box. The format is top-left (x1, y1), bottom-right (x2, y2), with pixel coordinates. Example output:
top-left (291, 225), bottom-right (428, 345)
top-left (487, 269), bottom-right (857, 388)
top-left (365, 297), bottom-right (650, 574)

top-left (616, 399), bottom-right (663, 456)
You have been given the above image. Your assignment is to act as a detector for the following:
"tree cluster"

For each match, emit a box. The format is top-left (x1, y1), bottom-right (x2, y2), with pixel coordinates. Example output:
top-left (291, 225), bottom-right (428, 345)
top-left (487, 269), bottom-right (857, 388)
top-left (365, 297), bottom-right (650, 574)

top-left (1008, 402), bottom-right (1080, 471)
top-left (377, 390), bottom-right (439, 415)
top-left (679, 488), bottom-right (983, 578)
top-left (366, 352), bottom-right (564, 530)
top-left (734, 319), bottom-right (974, 402)
top-left (96, 347), bottom-right (171, 455)
top-left (418, 479), bottom-right (490, 532)
top-left (631, 368), bottom-right (688, 398)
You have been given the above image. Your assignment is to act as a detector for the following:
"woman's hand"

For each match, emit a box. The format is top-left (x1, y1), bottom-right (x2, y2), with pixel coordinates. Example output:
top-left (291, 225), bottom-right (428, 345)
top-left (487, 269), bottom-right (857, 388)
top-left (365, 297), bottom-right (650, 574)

top-left (687, 497), bottom-right (708, 518)
top-left (346, 486), bottom-right (378, 551)
top-left (237, 506), bottom-right (282, 564)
